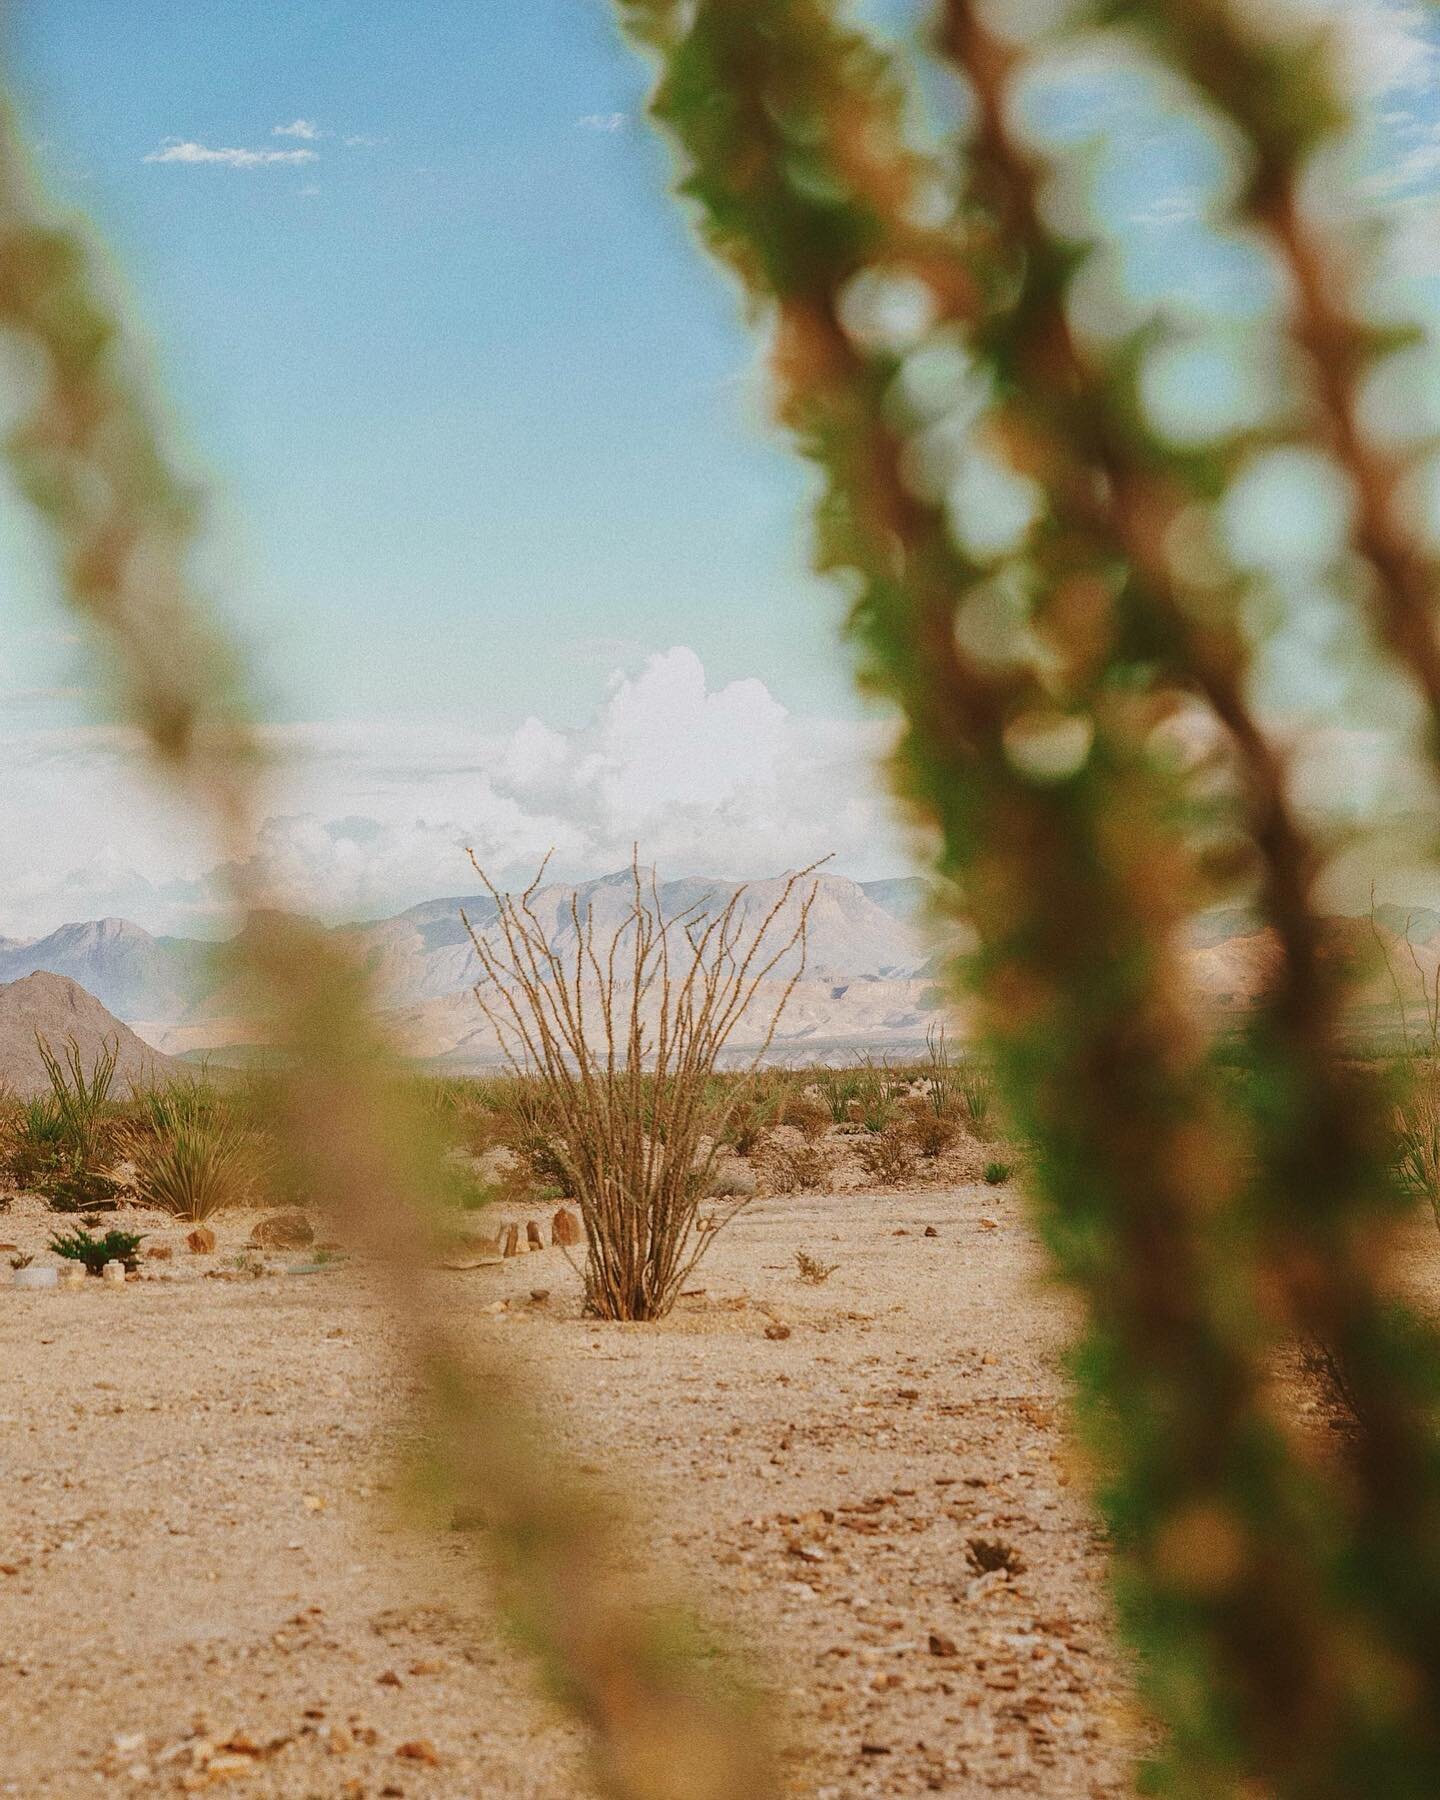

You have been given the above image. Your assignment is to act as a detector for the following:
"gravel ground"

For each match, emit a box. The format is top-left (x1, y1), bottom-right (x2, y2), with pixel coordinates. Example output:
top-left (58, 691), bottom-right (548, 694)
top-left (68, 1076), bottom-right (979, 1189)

top-left (0, 1179), bottom-right (1144, 1797)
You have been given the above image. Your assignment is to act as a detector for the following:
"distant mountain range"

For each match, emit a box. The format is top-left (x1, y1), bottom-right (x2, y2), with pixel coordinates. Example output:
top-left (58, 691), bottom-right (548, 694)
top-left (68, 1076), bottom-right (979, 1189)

top-left (0, 873), bottom-right (941, 1065)
top-left (0, 875), bottom-right (1430, 1068)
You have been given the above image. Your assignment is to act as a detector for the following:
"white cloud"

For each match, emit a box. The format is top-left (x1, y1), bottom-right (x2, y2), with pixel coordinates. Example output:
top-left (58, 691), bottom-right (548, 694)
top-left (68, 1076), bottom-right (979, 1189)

top-left (273, 118), bottom-right (322, 140)
top-left (577, 112), bottom-right (626, 133)
top-left (0, 650), bottom-right (906, 937)
top-left (144, 138), bottom-right (318, 168)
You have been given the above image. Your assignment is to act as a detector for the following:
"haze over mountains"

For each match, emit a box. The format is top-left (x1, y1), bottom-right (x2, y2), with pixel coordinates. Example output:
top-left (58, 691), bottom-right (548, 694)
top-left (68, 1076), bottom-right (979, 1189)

top-left (2, 873), bottom-right (1434, 1068)
top-left (0, 871), bottom-right (942, 1065)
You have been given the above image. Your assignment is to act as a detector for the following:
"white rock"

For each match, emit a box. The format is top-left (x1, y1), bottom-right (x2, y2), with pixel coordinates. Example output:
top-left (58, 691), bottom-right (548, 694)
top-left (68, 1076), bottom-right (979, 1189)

top-left (12, 1266), bottom-right (58, 1290)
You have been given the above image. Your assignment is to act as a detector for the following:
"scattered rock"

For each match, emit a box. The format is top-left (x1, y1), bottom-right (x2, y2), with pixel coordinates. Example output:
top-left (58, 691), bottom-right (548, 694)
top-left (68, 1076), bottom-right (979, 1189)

top-left (928, 1632), bottom-right (958, 1657)
top-left (376, 1668), bottom-right (403, 1688)
top-left (765, 1323), bottom-right (792, 1341)
top-left (12, 1265), bottom-right (58, 1290)
top-left (529, 1288), bottom-right (551, 1304)
top-left (395, 1739), bottom-right (441, 1766)
top-left (501, 1222), bottom-right (521, 1258)
top-left (526, 1220), bottom-right (544, 1251)
top-left (248, 1210), bottom-right (315, 1250)
top-left (146, 1244), bottom-right (174, 1261)
top-left (551, 1206), bottom-right (582, 1247)
top-left (923, 1225), bottom-right (939, 1238)
top-left (186, 1227), bottom-right (216, 1256)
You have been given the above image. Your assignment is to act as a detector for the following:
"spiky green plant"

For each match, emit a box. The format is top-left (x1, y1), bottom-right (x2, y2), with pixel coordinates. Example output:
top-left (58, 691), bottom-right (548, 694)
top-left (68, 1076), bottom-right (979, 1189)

top-left (612, 0), bottom-right (1440, 1792)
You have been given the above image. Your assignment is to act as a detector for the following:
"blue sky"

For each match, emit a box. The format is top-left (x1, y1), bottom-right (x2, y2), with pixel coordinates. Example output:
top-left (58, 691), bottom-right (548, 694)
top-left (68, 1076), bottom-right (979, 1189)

top-left (2, 0), bottom-right (1440, 935)
top-left (3, 0), bottom-right (859, 730)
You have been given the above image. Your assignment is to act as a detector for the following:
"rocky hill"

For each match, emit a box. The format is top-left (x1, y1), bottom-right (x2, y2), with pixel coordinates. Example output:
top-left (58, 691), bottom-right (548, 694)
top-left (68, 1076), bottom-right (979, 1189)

top-left (0, 972), bottom-right (183, 1097)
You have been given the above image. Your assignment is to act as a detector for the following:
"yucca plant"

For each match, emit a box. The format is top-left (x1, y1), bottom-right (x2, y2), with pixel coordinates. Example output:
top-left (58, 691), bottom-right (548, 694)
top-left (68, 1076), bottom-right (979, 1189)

top-left (128, 1113), bottom-right (261, 1222)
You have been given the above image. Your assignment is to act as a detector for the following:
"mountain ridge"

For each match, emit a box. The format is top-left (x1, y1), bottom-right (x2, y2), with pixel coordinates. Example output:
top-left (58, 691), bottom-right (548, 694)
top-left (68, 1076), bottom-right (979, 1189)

top-left (4, 876), bottom-right (1431, 1067)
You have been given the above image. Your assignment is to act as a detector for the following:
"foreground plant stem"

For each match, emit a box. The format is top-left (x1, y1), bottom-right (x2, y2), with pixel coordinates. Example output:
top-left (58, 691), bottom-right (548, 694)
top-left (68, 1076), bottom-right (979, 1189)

top-left (615, 0), bottom-right (1440, 1791)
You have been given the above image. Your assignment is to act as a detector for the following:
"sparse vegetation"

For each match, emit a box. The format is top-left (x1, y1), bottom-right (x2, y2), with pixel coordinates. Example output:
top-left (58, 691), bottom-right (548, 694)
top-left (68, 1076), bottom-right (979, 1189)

top-left (984, 1162), bottom-right (1013, 1188)
top-left (761, 1138), bottom-right (832, 1194)
top-left (48, 1226), bottom-right (143, 1275)
top-left (856, 1122), bottom-right (919, 1185)
top-left (127, 1102), bottom-right (262, 1222)
top-left (966, 1537), bottom-right (1024, 1578)
top-left (465, 855), bottom-right (820, 1321)
top-left (2, 1035), bottom-right (126, 1205)
top-left (794, 1248), bottom-right (839, 1285)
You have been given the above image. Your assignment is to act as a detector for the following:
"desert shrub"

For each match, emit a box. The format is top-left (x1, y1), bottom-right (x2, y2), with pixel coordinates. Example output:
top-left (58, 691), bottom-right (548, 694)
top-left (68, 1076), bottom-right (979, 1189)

top-left (955, 1061), bottom-right (995, 1141)
top-left (723, 1101), bottom-right (764, 1157)
top-left (856, 1123), bottom-right (918, 1185)
top-left (467, 855), bottom-right (818, 1320)
top-left (909, 1110), bottom-right (959, 1160)
top-left (49, 1226), bottom-right (143, 1274)
top-left (966, 1537), bottom-right (1023, 1578)
top-left (794, 1248), bottom-right (838, 1285)
top-left (35, 1033), bottom-right (119, 1162)
top-left (984, 1162), bottom-right (1013, 1188)
top-left (129, 1114), bottom-right (260, 1221)
top-left (121, 1080), bottom-right (267, 1221)
top-left (42, 1167), bottom-right (127, 1213)
top-left (783, 1095), bottom-right (831, 1143)
top-left (4, 1036), bottom-right (128, 1205)
top-left (853, 1060), bottom-right (897, 1135)
top-left (723, 1075), bottom-right (793, 1154)
top-left (817, 1069), bottom-right (864, 1123)
top-left (761, 1139), bottom-right (831, 1194)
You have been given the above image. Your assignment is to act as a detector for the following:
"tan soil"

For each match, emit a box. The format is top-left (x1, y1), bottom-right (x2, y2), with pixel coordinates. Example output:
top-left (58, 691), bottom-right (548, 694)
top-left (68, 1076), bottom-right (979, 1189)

top-left (0, 1178), bottom-right (1151, 1798)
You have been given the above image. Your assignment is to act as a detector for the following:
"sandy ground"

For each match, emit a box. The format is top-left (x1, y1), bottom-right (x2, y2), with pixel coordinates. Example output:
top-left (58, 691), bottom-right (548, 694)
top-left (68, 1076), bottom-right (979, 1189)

top-left (0, 1179), bottom-right (1144, 1798)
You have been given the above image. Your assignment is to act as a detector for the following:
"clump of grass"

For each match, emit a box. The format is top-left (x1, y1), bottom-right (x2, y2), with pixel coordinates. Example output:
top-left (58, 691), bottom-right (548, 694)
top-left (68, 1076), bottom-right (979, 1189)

top-left (4, 1035), bottom-right (125, 1201)
top-left (761, 1139), bottom-right (832, 1194)
top-left (907, 1106), bottom-right (959, 1160)
top-left (130, 1116), bottom-right (259, 1221)
top-left (49, 1226), bottom-right (143, 1275)
top-left (956, 1060), bottom-right (995, 1140)
top-left (43, 1167), bottom-right (127, 1214)
top-left (856, 1122), bottom-right (918, 1185)
top-left (795, 1248), bottom-right (838, 1285)
top-left (984, 1160), bottom-right (1013, 1187)
top-left (123, 1080), bottom-right (267, 1222)
top-left (782, 1095), bottom-right (831, 1143)
top-left (4, 1037), bottom-right (133, 1209)
top-left (966, 1536), bottom-right (1023, 1577)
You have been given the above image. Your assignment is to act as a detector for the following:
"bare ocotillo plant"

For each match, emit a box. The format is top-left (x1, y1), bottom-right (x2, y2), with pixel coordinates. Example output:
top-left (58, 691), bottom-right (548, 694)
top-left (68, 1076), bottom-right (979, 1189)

top-left (465, 856), bottom-right (820, 1320)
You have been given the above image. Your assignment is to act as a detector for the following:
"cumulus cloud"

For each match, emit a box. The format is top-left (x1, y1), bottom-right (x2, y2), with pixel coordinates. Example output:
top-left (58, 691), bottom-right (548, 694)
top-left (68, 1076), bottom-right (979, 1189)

top-left (576, 112), bottom-right (626, 132)
top-left (0, 650), bottom-right (906, 938)
top-left (144, 138), bottom-right (317, 168)
top-left (273, 118), bottom-right (323, 140)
